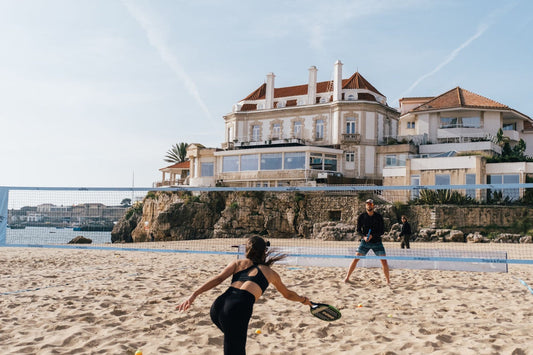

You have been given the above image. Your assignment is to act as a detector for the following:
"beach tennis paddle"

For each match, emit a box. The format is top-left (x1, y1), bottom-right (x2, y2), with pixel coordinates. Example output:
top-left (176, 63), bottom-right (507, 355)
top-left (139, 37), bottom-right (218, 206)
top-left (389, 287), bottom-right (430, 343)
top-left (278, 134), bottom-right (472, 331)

top-left (310, 302), bottom-right (341, 322)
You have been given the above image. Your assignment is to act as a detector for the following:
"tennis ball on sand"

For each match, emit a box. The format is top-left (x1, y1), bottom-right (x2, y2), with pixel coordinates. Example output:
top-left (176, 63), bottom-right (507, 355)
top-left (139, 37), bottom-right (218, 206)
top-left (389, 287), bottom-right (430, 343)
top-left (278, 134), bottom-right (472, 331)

top-left (357, 304), bottom-right (363, 308)
top-left (387, 314), bottom-right (393, 318)
top-left (135, 350), bottom-right (142, 355)
top-left (255, 329), bottom-right (262, 334)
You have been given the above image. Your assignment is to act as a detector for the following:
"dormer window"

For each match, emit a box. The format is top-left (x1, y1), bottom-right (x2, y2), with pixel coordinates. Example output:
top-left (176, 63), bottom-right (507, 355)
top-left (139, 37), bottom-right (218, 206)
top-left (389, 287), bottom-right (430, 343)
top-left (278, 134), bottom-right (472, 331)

top-left (347, 94), bottom-right (355, 101)
top-left (319, 97), bottom-right (327, 103)
top-left (277, 100), bottom-right (286, 108)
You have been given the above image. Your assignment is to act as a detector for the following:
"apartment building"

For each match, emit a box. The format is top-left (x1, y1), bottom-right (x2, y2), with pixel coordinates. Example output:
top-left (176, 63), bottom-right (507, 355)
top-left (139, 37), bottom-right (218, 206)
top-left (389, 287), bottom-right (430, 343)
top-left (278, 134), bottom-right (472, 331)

top-left (187, 60), bottom-right (400, 187)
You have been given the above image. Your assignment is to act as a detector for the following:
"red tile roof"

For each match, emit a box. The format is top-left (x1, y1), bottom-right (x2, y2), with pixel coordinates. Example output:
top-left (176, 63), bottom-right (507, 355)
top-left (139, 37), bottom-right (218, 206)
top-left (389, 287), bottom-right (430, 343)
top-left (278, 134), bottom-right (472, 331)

top-left (342, 72), bottom-right (383, 96)
top-left (411, 87), bottom-right (508, 112)
top-left (160, 161), bottom-right (190, 170)
top-left (240, 71), bottom-right (382, 101)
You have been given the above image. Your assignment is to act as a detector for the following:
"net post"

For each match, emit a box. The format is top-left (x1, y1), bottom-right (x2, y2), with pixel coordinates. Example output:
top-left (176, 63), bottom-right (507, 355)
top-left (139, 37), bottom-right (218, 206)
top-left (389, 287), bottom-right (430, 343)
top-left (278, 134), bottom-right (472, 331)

top-left (0, 187), bottom-right (8, 245)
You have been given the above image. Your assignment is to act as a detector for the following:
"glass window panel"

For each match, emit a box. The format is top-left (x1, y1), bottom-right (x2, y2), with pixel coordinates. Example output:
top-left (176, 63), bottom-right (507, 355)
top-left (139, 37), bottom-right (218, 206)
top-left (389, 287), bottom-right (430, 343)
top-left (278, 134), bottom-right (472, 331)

top-left (435, 174), bottom-right (450, 186)
top-left (284, 152), bottom-right (305, 170)
top-left (294, 122), bottom-right (302, 138)
top-left (324, 157), bottom-right (337, 171)
top-left (252, 125), bottom-right (260, 141)
top-left (316, 120), bottom-right (324, 139)
top-left (260, 153), bottom-right (282, 170)
top-left (222, 156), bottom-right (239, 172)
top-left (346, 117), bottom-right (356, 134)
top-left (466, 173), bottom-right (476, 198)
top-left (200, 163), bottom-right (214, 177)
top-left (241, 154), bottom-right (259, 171)
top-left (440, 117), bottom-right (457, 128)
top-left (462, 117), bottom-right (480, 128)
top-left (385, 155), bottom-right (396, 166)
top-left (309, 153), bottom-right (323, 170)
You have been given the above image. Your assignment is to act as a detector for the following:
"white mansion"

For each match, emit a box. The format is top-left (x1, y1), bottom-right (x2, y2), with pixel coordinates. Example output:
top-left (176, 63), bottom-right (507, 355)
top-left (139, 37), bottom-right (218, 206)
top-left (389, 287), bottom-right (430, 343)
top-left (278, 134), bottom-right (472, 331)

top-left (159, 61), bottom-right (533, 201)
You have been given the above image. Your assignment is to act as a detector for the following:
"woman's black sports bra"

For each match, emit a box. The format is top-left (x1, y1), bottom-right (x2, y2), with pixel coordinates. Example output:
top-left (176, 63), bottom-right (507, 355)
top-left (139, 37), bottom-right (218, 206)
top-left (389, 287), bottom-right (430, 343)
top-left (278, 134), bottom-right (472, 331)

top-left (231, 263), bottom-right (269, 293)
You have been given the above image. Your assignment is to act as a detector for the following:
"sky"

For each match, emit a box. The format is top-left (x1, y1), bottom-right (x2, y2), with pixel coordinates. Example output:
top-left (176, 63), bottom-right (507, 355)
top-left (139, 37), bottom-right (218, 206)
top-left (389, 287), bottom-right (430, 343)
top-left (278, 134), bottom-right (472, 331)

top-left (1, 0), bottom-right (532, 188)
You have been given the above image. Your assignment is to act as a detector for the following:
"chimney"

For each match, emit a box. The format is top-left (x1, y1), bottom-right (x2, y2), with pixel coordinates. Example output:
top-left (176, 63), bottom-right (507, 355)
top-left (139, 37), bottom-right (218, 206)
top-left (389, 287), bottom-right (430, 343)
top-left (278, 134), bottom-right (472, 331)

top-left (333, 60), bottom-right (343, 101)
top-left (307, 66), bottom-right (317, 105)
top-left (265, 72), bottom-right (275, 109)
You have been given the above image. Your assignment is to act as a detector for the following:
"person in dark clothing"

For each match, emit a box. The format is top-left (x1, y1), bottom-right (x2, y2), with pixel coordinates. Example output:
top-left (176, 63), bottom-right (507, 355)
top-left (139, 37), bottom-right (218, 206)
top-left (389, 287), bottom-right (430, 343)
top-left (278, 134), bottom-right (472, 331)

top-left (399, 215), bottom-right (412, 249)
top-left (344, 199), bottom-right (390, 285)
top-left (177, 236), bottom-right (311, 355)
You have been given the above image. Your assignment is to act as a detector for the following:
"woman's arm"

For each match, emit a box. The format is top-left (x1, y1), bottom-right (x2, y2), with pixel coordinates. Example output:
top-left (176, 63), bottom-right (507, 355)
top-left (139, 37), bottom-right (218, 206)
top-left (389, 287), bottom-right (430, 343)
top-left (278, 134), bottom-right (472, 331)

top-left (176, 261), bottom-right (236, 311)
top-left (269, 269), bottom-right (311, 306)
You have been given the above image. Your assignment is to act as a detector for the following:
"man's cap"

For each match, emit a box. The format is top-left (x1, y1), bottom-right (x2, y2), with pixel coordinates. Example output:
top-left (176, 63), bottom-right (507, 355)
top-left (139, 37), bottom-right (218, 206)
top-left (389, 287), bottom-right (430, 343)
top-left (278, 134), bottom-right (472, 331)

top-left (365, 199), bottom-right (374, 204)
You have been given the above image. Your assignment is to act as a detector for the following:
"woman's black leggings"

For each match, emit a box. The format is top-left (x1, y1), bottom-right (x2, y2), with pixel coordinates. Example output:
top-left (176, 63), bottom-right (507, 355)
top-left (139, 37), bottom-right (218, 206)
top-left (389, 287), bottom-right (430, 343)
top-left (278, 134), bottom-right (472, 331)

top-left (210, 287), bottom-right (256, 355)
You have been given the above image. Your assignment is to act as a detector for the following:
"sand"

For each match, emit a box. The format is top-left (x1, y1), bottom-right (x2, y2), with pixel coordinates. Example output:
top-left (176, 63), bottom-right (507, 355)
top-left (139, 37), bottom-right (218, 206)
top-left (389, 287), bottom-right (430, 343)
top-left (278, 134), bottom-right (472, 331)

top-left (0, 246), bottom-right (531, 355)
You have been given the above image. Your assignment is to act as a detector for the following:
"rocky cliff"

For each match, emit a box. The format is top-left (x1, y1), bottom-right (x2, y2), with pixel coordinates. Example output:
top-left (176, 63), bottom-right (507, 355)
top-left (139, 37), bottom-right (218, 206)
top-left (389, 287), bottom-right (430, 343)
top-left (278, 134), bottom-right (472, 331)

top-left (111, 191), bottom-right (392, 242)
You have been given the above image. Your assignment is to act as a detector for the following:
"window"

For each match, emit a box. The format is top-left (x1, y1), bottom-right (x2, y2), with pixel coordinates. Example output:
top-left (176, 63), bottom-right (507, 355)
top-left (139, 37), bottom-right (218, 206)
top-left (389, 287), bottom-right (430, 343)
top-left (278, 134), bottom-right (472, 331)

top-left (503, 123), bottom-right (516, 131)
top-left (277, 101), bottom-right (285, 108)
top-left (407, 122), bottom-right (415, 129)
top-left (284, 152), bottom-right (305, 170)
top-left (435, 174), bottom-right (450, 186)
top-left (440, 117), bottom-right (458, 128)
top-left (347, 94), bottom-right (355, 101)
top-left (440, 116), bottom-right (480, 128)
top-left (222, 156), bottom-right (239, 172)
top-left (346, 117), bottom-right (356, 134)
top-left (488, 174), bottom-right (519, 200)
top-left (200, 163), bottom-right (214, 177)
top-left (411, 175), bottom-right (420, 199)
top-left (293, 121), bottom-right (302, 138)
top-left (272, 123), bottom-right (281, 139)
top-left (324, 154), bottom-right (337, 171)
top-left (315, 119), bottom-right (324, 140)
top-left (466, 174), bottom-right (476, 199)
top-left (462, 117), bottom-right (480, 128)
top-left (309, 153), bottom-right (323, 170)
top-left (241, 154), bottom-right (259, 171)
top-left (260, 153), bottom-right (282, 170)
top-left (319, 97), bottom-right (327, 103)
top-left (345, 151), bottom-right (355, 162)
top-left (385, 155), bottom-right (397, 167)
top-left (252, 125), bottom-right (260, 141)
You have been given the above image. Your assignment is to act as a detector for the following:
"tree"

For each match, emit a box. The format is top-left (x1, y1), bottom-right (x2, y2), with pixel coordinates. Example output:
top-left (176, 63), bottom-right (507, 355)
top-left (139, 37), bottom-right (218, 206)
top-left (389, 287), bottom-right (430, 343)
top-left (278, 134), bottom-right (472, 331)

top-left (164, 142), bottom-right (189, 163)
top-left (120, 198), bottom-right (132, 207)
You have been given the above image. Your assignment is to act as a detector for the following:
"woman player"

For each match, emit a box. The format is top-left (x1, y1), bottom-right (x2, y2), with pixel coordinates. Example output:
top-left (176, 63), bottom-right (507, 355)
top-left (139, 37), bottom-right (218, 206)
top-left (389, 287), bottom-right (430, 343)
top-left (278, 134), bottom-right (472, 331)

top-left (177, 236), bottom-right (312, 355)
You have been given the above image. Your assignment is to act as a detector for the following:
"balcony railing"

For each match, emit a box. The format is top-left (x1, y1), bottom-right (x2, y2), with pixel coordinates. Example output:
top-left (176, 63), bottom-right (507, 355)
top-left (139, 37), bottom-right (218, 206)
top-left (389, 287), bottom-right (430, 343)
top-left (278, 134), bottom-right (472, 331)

top-left (341, 133), bottom-right (361, 144)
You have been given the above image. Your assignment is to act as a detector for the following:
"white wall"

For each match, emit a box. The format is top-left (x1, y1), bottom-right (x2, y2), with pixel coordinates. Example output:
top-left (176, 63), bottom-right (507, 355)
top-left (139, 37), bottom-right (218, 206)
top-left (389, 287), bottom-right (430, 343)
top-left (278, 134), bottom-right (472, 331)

top-left (365, 146), bottom-right (375, 175)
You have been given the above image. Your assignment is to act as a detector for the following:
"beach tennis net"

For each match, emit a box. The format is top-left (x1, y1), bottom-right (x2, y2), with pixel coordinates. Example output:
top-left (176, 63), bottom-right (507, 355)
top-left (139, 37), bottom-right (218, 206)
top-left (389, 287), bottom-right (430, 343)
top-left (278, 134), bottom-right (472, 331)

top-left (1, 185), bottom-right (533, 270)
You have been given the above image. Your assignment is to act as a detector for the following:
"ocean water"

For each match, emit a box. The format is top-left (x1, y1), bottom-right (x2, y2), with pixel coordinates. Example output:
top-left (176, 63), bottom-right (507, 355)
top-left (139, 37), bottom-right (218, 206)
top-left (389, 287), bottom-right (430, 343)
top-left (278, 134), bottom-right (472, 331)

top-left (6, 227), bottom-right (112, 245)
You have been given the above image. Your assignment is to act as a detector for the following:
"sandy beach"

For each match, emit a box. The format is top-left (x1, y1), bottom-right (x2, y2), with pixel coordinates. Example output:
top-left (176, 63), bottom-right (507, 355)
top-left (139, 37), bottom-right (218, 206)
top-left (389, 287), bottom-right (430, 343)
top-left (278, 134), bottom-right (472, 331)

top-left (0, 246), bottom-right (531, 355)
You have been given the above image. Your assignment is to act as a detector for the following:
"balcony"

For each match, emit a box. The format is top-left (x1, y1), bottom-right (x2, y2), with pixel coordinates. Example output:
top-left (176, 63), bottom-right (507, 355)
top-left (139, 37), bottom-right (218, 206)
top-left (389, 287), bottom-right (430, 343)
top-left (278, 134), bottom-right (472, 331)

top-left (503, 129), bottom-right (519, 142)
top-left (341, 133), bottom-right (361, 144)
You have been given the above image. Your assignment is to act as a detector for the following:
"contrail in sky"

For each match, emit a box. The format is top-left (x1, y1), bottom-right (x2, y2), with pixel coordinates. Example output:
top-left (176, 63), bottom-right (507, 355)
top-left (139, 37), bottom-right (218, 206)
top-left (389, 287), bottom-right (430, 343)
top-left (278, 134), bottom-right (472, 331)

top-left (399, 24), bottom-right (489, 99)
top-left (397, 2), bottom-right (518, 102)
top-left (121, 1), bottom-right (213, 121)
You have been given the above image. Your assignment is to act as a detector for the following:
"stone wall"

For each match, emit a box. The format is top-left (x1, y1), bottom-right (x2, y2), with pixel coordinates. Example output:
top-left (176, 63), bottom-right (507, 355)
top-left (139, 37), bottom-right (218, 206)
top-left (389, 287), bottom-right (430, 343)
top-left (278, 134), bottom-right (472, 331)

top-left (111, 191), bottom-right (533, 243)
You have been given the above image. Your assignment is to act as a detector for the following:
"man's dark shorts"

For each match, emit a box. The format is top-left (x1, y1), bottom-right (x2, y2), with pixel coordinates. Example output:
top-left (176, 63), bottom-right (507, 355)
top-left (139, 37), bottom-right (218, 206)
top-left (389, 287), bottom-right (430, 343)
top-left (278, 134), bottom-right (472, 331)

top-left (357, 240), bottom-right (386, 256)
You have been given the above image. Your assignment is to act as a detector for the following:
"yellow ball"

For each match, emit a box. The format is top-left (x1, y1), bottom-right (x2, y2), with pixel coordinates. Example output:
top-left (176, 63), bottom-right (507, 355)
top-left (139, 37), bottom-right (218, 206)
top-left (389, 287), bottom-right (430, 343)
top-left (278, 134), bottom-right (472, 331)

top-left (255, 329), bottom-right (261, 334)
top-left (357, 304), bottom-right (363, 308)
top-left (387, 314), bottom-right (393, 318)
top-left (135, 350), bottom-right (142, 355)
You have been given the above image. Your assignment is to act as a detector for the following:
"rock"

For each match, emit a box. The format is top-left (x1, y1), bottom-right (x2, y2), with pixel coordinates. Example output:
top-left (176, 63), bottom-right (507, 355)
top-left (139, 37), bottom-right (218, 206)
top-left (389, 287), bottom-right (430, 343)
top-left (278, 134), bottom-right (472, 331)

top-left (312, 222), bottom-right (356, 241)
top-left (520, 235), bottom-right (532, 243)
top-left (68, 236), bottom-right (92, 244)
top-left (449, 230), bottom-right (465, 242)
top-left (467, 232), bottom-right (487, 243)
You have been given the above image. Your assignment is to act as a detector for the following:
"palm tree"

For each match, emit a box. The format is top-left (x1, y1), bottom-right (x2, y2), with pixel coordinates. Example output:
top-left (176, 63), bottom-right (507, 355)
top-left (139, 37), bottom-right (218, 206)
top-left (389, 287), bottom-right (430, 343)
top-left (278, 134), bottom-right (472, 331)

top-left (164, 142), bottom-right (189, 163)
